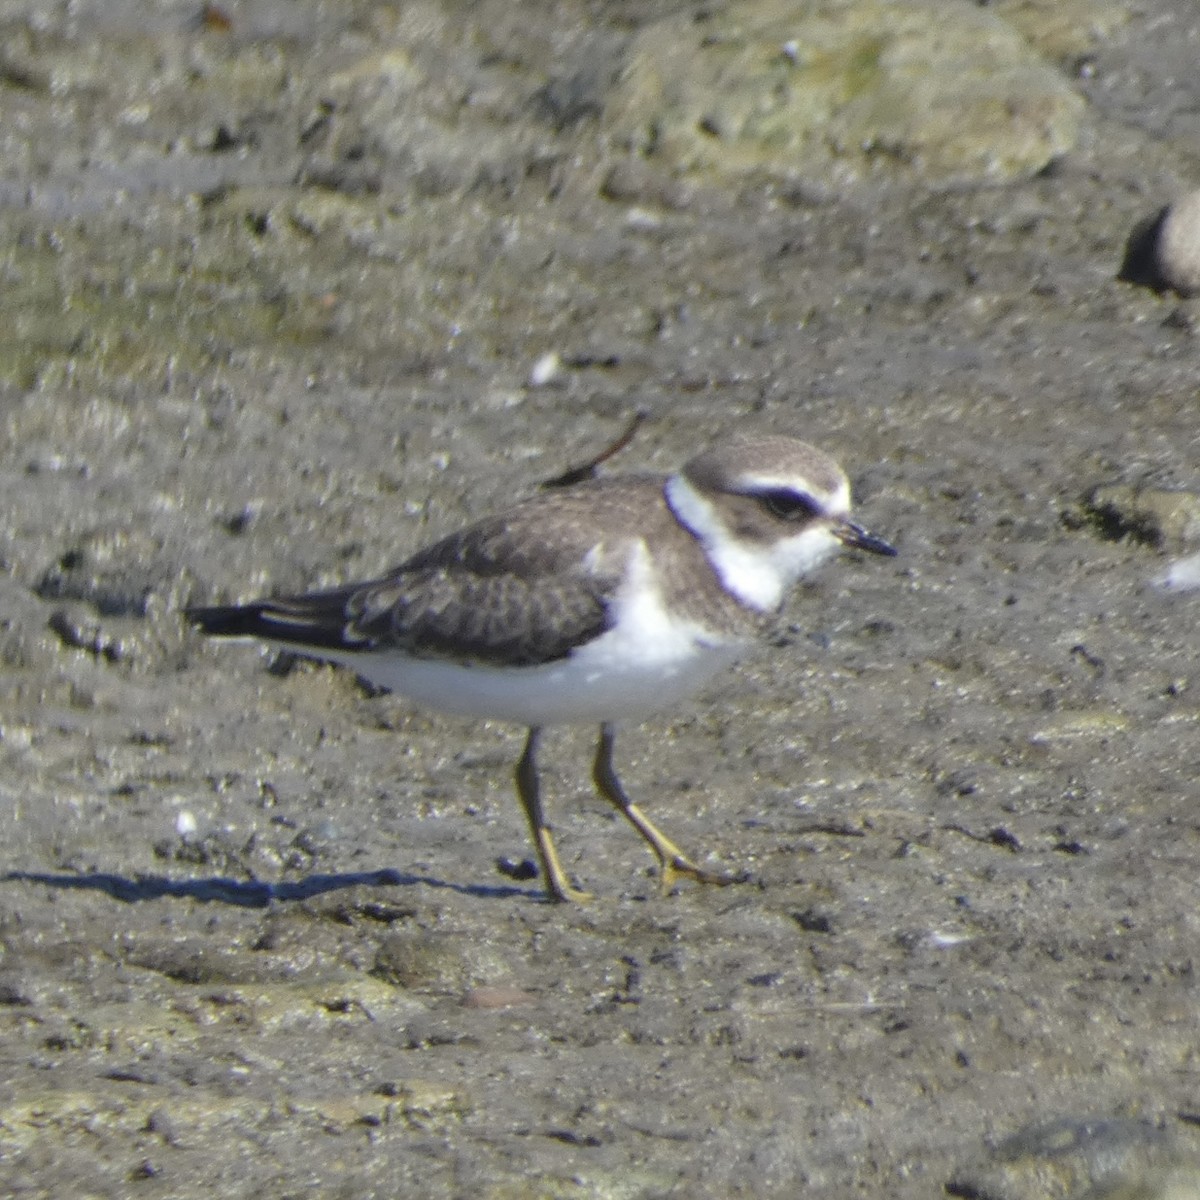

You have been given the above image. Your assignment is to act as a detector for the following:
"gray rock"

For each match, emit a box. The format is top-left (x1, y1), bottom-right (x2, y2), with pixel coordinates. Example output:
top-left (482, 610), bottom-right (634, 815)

top-left (1074, 484), bottom-right (1200, 549)
top-left (1120, 190), bottom-right (1200, 297)
top-left (605, 0), bottom-right (1085, 186)
top-left (948, 1115), bottom-right (1200, 1200)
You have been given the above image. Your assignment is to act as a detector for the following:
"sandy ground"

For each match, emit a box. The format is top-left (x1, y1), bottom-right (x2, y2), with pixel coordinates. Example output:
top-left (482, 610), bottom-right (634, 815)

top-left (2, 1), bottom-right (1200, 1197)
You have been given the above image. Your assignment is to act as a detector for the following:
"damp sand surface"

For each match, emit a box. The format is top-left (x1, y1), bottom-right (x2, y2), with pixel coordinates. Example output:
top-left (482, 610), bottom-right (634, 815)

top-left (2, 3), bottom-right (1200, 1196)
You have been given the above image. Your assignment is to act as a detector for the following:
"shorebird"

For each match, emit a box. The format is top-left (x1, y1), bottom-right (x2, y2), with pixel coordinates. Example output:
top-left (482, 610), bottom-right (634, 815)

top-left (186, 429), bottom-right (895, 901)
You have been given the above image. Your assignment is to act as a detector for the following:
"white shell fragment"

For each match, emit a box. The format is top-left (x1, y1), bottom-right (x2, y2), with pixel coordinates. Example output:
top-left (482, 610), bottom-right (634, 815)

top-left (1151, 551), bottom-right (1200, 592)
top-left (527, 351), bottom-right (564, 388)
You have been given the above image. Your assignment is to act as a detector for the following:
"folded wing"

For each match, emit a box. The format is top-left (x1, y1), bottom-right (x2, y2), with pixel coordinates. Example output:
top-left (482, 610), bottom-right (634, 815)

top-left (186, 499), bottom-right (630, 668)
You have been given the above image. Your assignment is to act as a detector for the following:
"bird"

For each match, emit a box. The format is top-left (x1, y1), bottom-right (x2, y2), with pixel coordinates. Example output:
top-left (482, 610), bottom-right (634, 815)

top-left (185, 429), bottom-right (896, 901)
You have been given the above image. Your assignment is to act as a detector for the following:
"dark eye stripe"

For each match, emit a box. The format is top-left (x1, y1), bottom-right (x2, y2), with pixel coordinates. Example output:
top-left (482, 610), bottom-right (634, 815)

top-left (758, 488), bottom-right (819, 521)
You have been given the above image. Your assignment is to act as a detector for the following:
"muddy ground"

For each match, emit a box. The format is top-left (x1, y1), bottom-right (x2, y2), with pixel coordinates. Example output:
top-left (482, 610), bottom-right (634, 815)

top-left (2, 1), bottom-right (1200, 1197)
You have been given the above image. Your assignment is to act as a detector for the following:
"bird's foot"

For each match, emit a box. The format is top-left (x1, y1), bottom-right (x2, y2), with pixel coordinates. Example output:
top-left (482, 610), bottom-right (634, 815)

top-left (659, 856), bottom-right (744, 894)
top-left (544, 872), bottom-right (594, 904)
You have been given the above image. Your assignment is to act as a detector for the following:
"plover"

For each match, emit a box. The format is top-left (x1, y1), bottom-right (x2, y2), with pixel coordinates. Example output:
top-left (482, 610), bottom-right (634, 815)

top-left (186, 431), bottom-right (895, 901)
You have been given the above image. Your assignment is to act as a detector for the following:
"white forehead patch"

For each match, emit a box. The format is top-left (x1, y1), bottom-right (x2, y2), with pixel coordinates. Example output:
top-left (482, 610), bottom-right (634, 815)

top-left (731, 470), bottom-right (851, 516)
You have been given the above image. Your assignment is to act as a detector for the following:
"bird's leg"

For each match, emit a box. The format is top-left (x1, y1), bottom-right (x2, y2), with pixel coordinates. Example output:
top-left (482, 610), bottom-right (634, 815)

top-left (514, 727), bottom-right (592, 903)
top-left (591, 722), bottom-right (735, 893)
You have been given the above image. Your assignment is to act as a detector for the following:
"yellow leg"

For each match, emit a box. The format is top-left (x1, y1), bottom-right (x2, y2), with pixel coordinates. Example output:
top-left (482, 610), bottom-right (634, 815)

top-left (515, 727), bottom-right (592, 903)
top-left (591, 723), bottom-right (735, 893)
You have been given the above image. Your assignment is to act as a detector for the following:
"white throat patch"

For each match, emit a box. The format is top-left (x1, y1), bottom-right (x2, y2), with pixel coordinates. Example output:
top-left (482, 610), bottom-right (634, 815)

top-left (664, 474), bottom-right (841, 613)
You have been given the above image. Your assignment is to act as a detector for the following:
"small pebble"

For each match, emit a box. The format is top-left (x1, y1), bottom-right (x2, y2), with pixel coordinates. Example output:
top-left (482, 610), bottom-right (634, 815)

top-left (495, 856), bottom-right (538, 882)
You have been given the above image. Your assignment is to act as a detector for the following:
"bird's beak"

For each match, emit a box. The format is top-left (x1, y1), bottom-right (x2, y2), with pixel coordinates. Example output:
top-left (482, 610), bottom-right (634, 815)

top-left (835, 519), bottom-right (897, 557)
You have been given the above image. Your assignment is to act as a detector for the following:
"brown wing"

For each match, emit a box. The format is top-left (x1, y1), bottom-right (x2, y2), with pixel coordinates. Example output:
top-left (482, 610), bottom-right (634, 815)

top-left (344, 567), bottom-right (612, 666)
top-left (186, 479), bottom-right (661, 667)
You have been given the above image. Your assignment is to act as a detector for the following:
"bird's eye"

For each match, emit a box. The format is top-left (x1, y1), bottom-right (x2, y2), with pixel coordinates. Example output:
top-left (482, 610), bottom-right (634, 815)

top-left (758, 489), bottom-right (819, 521)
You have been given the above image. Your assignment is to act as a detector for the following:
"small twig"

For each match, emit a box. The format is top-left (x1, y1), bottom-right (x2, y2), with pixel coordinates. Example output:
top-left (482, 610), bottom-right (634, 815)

top-left (942, 823), bottom-right (1022, 852)
top-left (539, 410), bottom-right (647, 489)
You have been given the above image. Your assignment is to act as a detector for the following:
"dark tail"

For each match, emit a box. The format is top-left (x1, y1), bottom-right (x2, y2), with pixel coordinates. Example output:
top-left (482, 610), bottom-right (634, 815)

top-left (184, 590), bottom-right (364, 652)
top-left (184, 604), bottom-right (280, 639)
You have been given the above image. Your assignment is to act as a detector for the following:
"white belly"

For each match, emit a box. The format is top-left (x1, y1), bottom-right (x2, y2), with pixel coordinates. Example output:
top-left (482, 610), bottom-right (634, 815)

top-left (325, 542), bottom-right (748, 726)
top-left (329, 629), bottom-right (743, 726)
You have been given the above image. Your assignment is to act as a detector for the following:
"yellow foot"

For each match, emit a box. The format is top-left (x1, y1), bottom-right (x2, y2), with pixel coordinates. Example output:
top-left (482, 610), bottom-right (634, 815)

top-left (659, 857), bottom-right (745, 894)
top-left (544, 874), bottom-right (594, 904)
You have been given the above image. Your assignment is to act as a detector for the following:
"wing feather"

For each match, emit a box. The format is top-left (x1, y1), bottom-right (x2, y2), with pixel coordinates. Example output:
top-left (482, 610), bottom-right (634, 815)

top-left (188, 477), bottom-right (671, 668)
